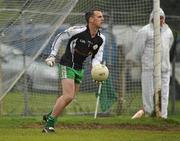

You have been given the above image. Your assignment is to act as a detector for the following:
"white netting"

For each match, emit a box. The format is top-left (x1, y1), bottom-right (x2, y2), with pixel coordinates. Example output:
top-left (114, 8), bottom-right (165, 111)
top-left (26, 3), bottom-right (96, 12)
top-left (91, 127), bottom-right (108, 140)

top-left (0, 0), bottom-right (153, 116)
top-left (0, 0), bottom-right (78, 95)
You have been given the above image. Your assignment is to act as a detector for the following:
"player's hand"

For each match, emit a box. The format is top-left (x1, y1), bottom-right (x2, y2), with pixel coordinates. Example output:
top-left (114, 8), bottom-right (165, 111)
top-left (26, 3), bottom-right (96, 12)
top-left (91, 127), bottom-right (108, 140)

top-left (45, 55), bottom-right (56, 67)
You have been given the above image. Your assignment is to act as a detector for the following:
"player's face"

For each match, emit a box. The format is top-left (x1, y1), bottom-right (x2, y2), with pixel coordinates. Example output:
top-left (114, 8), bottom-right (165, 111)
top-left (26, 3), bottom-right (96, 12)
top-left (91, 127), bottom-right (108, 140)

top-left (91, 11), bottom-right (104, 28)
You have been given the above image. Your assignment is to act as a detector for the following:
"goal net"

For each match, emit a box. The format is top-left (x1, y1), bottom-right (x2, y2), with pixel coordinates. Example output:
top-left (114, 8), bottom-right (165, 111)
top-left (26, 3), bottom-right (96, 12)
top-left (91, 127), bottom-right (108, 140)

top-left (0, 0), bottom-right (153, 116)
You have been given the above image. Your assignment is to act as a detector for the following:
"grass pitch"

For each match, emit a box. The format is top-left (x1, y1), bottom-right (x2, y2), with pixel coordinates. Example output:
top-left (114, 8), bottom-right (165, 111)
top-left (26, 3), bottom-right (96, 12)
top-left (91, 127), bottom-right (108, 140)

top-left (0, 128), bottom-right (180, 141)
top-left (0, 115), bottom-right (180, 141)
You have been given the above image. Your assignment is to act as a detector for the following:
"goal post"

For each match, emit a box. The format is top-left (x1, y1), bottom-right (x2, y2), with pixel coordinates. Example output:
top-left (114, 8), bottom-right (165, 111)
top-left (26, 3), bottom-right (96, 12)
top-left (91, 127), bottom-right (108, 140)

top-left (153, 0), bottom-right (161, 118)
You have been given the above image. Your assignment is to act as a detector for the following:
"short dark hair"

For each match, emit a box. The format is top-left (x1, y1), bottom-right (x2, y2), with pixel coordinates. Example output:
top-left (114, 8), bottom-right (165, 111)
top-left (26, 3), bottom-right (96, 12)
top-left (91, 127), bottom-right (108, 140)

top-left (85, 8), bottom-right (102, 23)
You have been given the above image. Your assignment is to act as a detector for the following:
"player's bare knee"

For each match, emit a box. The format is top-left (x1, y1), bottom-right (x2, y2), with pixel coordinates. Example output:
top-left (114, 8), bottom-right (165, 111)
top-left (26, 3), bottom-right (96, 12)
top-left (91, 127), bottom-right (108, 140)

top-left (62, 94), bottom-right (75, 103)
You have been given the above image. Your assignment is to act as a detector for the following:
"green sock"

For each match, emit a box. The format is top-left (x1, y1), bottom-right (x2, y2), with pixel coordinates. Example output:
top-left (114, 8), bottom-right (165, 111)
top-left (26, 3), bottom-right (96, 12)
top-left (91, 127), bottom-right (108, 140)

top-left (47, 111), bottom-right (52, 117)
top-left (46, 115), bottom-right (56, 128)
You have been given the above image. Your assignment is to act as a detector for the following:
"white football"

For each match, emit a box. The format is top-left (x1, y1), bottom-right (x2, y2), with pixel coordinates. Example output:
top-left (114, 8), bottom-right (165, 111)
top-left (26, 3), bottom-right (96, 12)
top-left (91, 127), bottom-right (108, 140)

top-left (91, 64), bottom-right (109, 81)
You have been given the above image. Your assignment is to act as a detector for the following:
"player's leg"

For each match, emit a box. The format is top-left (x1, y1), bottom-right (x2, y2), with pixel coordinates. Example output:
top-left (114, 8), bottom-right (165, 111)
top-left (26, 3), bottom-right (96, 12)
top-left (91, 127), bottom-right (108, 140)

top-left (161, 71), bottom-right (170, 119)
top-left (75, 83), bottom-right (80, 94)
top-left (74, 69), bottom-right (84, 93)
top-left (51, 68), bottom-right (83, 117)
top-left (52, 79), bottom-right (76, 116)
top-left (49, 68), bottom-right (83, 120)
top-left (45, 83), bottom-right (80, 120)
top-left (42, 78), bottom-right (76, 133)
top-left (42, 65), bottom-right (76, 133)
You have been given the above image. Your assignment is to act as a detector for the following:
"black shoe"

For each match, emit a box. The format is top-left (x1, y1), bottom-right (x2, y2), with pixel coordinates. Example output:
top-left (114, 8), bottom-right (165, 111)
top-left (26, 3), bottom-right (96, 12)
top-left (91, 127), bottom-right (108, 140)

top-left (43, 114), bottom-right (48, 122)
top-left (42, 126), bottom-right (55, 133)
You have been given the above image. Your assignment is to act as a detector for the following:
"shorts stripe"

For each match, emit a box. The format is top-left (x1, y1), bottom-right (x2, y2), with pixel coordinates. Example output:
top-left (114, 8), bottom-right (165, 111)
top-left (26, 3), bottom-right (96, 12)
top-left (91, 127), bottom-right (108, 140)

top-left (60, 65), bottom-right (67, 79)
top-left (58, 64), bottom-right (84, 84)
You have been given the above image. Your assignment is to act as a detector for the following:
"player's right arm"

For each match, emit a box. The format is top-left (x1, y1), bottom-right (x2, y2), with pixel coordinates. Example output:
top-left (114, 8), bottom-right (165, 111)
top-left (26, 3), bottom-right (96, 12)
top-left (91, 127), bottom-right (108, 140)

top-left (45, 31), bottom-right (70, 67)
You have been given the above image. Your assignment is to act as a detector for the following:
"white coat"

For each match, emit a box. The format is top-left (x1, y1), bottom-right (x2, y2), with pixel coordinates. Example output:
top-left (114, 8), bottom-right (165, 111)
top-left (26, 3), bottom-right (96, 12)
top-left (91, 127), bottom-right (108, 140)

top-left (132, 9), bottom-right (174, 72)
top-left (129, 8), bottom-right (174, 118)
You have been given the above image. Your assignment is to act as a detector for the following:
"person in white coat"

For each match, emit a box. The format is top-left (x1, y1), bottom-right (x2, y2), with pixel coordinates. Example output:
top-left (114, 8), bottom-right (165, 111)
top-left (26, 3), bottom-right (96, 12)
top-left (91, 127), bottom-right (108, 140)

top-left (130, 8), bottom-right (174, 119)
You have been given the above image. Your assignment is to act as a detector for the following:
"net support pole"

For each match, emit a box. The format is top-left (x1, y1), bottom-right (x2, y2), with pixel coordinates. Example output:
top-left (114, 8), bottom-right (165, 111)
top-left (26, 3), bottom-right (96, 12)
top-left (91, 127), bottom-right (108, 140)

top-left (94, 82), bottom-right (102, 119)
top-left (94, 61), bottom-right (106, 119)
top-left (153, 0), bottom-right (161, 118)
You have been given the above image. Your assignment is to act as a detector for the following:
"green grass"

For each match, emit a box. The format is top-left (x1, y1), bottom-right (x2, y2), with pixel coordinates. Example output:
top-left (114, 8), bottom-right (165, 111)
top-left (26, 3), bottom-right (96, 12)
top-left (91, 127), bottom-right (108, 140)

top-left (0, 115), bottom-right (180, 141)
top-left (2, 90), bottom-right (180, 116)
top-left (2, 88), bottom-right (142, 115)
top-left (0, 115), bottom-right (179, 127)
top-left (2, 91), bottom-right (58, 114)
top-left (1, 91), bottom-right (180, 141)
top-left (0, 128), bottom-right (179, 141)
top-left (2, 91), bottom-right (97, 115)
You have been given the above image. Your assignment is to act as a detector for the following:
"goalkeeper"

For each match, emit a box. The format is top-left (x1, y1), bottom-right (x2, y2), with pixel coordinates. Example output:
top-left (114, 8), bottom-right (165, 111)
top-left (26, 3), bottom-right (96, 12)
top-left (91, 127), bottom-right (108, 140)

top-left (127, 8), bottom-right (174, 119)
top-left (42, 8), bottom-right (105, 133)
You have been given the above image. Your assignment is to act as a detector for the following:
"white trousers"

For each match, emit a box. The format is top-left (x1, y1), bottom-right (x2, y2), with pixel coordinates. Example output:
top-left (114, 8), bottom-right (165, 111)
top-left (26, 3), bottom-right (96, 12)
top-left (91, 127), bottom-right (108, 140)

top-left (141, 71), bottom-right (170, 118)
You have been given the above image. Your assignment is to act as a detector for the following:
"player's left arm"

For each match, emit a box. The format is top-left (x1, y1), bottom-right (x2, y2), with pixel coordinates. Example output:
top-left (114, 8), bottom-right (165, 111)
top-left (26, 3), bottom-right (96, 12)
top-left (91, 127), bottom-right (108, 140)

top-left (91, 34), bottom-right (105, 67)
